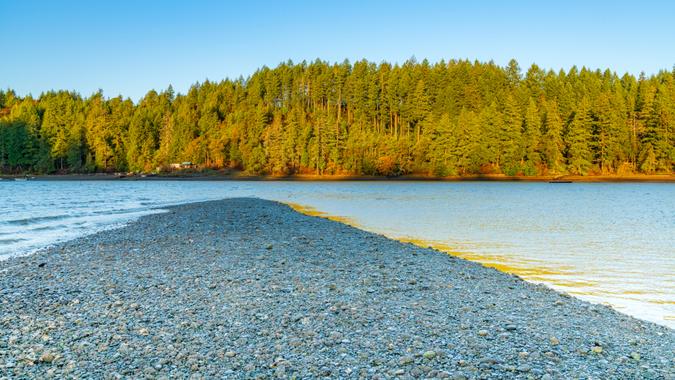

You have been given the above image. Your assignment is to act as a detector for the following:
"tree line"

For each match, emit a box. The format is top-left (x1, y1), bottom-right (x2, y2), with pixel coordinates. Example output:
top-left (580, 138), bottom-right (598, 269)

top-left (0, 58), bottom-right (673, 176)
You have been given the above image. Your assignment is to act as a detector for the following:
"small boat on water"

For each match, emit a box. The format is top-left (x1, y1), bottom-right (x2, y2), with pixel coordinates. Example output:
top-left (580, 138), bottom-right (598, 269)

top-left (14, 178), bottom-right (28, 182)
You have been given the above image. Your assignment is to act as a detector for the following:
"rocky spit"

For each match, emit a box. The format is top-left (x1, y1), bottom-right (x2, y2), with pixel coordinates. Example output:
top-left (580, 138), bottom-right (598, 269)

top-left (0, 198), bottom-right (673, 380)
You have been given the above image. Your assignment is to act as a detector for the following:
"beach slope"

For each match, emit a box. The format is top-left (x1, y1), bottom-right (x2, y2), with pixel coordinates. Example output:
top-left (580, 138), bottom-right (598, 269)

top-left (0, 198), bottom-right (673, 379)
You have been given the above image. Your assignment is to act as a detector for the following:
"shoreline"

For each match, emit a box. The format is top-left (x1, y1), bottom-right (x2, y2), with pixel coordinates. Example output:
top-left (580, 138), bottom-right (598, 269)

top-left (0, 198), bottom-right (673, 378)
top-left (287, 203), bottom-right (675, 329)
top-left (1, 172), bottom-right (674, 183)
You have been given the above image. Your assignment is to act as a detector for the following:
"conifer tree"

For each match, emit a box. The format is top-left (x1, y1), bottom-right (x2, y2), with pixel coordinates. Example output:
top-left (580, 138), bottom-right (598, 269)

top-left (501, 95), bottom-right (523, 173)
top-left (566, 97), bottom-right (594, 174)
top-left (523, 98), bottom-right (542, 167)
top-left (543, 100), bottom-right (565, 173)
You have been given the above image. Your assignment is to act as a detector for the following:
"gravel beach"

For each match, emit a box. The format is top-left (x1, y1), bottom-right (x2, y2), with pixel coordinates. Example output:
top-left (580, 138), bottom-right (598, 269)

top-left (1, 198), bottom-right (673, 379)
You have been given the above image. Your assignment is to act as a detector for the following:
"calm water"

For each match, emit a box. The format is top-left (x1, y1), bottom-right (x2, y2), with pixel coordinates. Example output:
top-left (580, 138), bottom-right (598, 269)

top-left (1, 180), bottom-right (673, 328)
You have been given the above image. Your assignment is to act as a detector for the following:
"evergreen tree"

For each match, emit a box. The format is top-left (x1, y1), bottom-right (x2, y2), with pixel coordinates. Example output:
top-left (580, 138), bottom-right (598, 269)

top-left (523, 98), bottom-right (542, 167)
top-left (566, 97), bottom-right (594, 174)
top-left (501, 95), bottom-right (523, 173)
top-left (543, 100), bottom-right (565, 173)
top-left (427, 113), bottom-right (456, 176)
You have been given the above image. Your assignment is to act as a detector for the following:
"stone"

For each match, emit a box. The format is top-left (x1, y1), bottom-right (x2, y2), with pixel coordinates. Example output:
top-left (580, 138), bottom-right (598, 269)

top-left (118, 343), bottom-right (130, 354)
top-left (478, 330), bottom-right (489, 337)
top-left (225, 351), bottom-right (237, 358)
top-left (423, 350), bottom-right (436, 359)
top-left (399, 356), bottom-right (414, 365)
top-left (549, 336), bottom-right (560, 345)
top-left (591, 346), bottom-right (603, 354)
top-left (39, 352), bottom-right (55, 363)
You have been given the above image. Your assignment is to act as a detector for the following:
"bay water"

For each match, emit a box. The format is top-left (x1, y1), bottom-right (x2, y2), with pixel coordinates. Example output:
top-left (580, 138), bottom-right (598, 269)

top-left (1, 180), bottom-right (673, 327)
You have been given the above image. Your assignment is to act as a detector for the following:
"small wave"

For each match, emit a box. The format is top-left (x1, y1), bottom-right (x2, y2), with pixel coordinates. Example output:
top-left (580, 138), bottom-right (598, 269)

top-left (0, 238), bottom-right (27, 244)
top-left (29, 225), bottom-right (60, 232)
top-left (91, 207), bottom-right (149, 216)
top-left (4, 214), bottom-right (68, 226)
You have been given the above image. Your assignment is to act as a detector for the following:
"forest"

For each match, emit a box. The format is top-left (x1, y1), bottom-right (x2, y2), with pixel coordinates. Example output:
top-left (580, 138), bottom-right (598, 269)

top-left (0, 58), bottom-right (673, 176)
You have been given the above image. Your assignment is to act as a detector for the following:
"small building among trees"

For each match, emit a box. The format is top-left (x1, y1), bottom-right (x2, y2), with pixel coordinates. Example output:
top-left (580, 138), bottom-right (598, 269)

top-left (169, 162), bottom-right (195, 170)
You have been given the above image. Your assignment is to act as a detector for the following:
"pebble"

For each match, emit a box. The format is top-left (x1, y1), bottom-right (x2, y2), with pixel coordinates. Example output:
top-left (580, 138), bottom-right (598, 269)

top-left (400, 356), bottom-right (414, 365)
top-left (39, 352), bottom-right (55, 363)
top-left (423, 350), bottom-right (436, 359)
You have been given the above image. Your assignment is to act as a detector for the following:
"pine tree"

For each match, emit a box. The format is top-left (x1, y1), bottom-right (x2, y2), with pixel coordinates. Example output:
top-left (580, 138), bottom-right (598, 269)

top-left (523, 98), bottom-right (542, 167)
top-left (427, 113), bottom-right (456, 176)
top-left (640, 87), bottom-right (673, 172)
top-left (501, 95), bottom-right (522, 173)
top-left (543, 100), bottom-right (565, 173)
top-left (455, 108), bottom-right (482, 173)
top-left (594, 92), bottom-right (626, 173)
top-left (566, 97), bottom-right (594, 174)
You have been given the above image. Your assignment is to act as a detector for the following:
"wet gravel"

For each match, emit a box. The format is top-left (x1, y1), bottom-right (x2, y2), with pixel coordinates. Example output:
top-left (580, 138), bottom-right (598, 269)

top-left (1, 198), bottom-right (673, 379)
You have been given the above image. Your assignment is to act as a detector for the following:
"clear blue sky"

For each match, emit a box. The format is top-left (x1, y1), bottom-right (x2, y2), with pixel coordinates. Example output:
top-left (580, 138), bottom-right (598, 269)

top-left (2, 0), bottom-right (674, 101)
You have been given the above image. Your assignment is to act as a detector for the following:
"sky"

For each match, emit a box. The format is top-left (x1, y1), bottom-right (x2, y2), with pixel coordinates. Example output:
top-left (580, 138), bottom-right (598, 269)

top-left (1, 0), bottom-right (674, 101)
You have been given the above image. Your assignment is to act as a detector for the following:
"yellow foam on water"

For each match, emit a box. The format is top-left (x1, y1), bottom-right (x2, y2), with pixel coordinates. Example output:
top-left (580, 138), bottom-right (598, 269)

top-left (284, 202), bottom-right (672, 308)
top-left (397, 237), bottom-right (583, 284)
top-left (285, 202), bottom-right (360, 228)
top-left (287, 202), bottom-right (575, 286)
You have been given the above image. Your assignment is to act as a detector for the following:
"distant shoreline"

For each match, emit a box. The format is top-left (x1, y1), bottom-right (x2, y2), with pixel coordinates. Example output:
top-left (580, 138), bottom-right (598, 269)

top-left (1, 172), bottom-right (674, 183)
top-left (0, 172), bottom-right (675, 183)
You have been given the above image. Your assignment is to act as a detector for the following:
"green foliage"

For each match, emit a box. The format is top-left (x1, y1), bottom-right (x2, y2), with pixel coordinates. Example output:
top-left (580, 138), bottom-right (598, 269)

top-left (543, 100), bottom-right (565, 173)
top-left (566, 97), bottom-right (594, 175)
top-left (0, 59), bottom-right (673, 175)
top-left (523, 98), bottom-right (542, 166)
